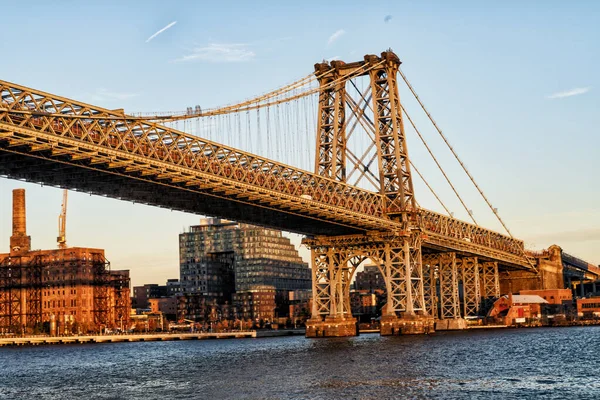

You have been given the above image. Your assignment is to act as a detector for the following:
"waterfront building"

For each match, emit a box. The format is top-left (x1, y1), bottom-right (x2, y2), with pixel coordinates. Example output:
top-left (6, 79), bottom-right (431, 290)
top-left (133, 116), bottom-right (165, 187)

top-left (576, 297), bottom-right (600, 319)
top-left (0, 189), bottom-right (130, 334)
top-left (132, 279), bottom-right (183, 309)
top-left (232, 285), bottom-right (276, 322)
top-left (354, 265), bottom-right (386, 292)
top-left (148, 297), bottom-right (178, 321)
top-left (133, 284), bottom-right (167, 309)
top-left (487, 293), bottom-right (548, 325)
top-left (178, 218), bottom-right (311, 322)
top-left (166, 278), bottom-right (182, 296)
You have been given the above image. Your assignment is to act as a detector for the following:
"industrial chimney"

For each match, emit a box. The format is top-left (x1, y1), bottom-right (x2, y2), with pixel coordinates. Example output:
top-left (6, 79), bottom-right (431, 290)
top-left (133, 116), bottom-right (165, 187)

top-left (10, 188), bottom-right (31, 254)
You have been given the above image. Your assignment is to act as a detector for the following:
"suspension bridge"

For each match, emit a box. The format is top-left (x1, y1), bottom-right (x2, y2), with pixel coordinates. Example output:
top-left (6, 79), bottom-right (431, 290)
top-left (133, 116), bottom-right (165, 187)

top-left (0, 50), bottom-right (563, 336)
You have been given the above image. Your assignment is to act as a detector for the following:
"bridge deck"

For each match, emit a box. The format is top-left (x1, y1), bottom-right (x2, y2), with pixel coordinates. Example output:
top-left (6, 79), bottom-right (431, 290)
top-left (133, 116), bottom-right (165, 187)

top-left (0, 79), bottom-right (529, 269)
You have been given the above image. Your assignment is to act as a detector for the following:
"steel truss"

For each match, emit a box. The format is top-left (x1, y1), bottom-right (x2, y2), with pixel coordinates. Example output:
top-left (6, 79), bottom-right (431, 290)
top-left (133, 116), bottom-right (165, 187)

top-left (315, 62), bottom-right (346, 181)
top-left (437, 253), bottom-right (461, 319)
top-left (306, 231), bottom-right (426, 322)
top-left (422, 254), bottom-right (438, 318)
top-left (112, 271), bottom-right (131, 330)
top-left (480, 262), bottom-right (500, 312)
top-left (92, 254), bottom-right (110, 328)
top-left (0, 63), bottom-right (529, 265)
top-left (422, 253), bottom-right (500, 320)
top-left (459, 257), bottom-right (481, 317)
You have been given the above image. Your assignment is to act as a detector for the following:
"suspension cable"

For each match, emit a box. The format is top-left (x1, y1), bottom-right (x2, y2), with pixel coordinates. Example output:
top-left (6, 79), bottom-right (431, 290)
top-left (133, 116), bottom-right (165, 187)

top-left (399, 68), bottom-right (537, 271)
top-left (410, 161), bottom-right (453, 217)
top-left (399, 68), bottom-right (516, 234)
top-left (402, 105), bottom-right (478, 225)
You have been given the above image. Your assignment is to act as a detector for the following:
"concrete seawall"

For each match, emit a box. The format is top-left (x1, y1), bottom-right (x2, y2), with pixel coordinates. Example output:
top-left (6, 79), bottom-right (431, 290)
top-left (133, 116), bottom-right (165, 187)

top-left (0, 331), bottom-right (257, 347)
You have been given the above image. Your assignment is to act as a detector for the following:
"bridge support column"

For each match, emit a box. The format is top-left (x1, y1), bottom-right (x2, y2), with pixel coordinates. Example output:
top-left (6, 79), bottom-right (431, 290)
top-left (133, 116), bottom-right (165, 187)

top-left (430, 253), bottom-right (466, 330)
top-left (306, 246), bottom-right (357, 338)
top-left (422, 254), bottom-right (438, 319)
top-left (459, 257), bottom-right (481, 318)
top-left (480, 262), bottom-right (500, 314)
top-left (380, 232), bottom-right (434, 336)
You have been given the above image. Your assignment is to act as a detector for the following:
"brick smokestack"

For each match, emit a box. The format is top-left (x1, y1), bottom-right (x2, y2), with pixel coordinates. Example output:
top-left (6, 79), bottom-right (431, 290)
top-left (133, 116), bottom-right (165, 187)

top-left (10, 188), bottom-right (31, 254)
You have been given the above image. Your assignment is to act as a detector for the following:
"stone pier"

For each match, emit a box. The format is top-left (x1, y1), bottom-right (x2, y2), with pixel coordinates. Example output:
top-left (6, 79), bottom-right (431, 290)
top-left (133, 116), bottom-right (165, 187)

top-left (380, 314), bottom-right (434, 336)
top-left (305, 317), bottom-right (357, 338)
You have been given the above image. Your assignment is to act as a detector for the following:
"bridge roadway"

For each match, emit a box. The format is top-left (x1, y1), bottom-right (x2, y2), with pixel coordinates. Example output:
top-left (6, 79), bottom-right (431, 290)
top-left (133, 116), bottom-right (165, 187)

top-left (0, 79), bottom-right (528, 269)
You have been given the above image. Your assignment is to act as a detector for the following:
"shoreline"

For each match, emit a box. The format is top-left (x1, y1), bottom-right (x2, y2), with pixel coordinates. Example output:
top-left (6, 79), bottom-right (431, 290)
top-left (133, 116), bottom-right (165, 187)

top-left (3, 323), bottom-right (599, 347)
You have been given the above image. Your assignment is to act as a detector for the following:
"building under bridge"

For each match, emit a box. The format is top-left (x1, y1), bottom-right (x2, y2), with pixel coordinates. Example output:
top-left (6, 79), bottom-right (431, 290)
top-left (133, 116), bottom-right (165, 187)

top-left (0, 189), bottom-right (130, 334)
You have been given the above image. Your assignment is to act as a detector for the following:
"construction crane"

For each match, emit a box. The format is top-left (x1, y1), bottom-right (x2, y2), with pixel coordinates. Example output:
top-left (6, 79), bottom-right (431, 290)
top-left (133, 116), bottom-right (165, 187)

top-left (57, 189), bottom-right (67, 249)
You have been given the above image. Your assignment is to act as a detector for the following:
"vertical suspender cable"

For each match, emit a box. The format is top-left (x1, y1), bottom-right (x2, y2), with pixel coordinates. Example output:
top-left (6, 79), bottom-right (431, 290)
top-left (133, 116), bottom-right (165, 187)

top-left (402, 105), bottom-right (478, 225)
top-left (399, 68), bottom-right (537, 271)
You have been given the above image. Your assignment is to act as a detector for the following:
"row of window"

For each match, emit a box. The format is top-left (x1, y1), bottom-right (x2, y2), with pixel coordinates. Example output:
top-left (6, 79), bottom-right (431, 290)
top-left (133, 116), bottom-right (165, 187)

top-left (581, 303), bottom-right (600, 309)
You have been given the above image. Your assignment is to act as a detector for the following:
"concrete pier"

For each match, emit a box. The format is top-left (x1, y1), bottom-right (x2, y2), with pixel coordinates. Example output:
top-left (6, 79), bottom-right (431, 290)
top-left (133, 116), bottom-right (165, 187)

top-left (380, 314), bottom-right (435, 336)
top-left (305, 317), bottom-right (358, 337)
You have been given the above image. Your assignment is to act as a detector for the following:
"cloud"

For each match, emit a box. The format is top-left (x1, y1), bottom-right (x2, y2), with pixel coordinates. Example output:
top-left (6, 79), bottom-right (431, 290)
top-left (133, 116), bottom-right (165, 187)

top-left (327, 29), bottom-right (345, 45)
top-left (547, 87), bottom-right (590, 99)
top-left (384, 15), bottom-right (393, 23)
top-left (172, 43), bottom-right (256, 63)
top-left (91, 88), bottom-right (139, 102)
top-left (146, 21), bottom-right (177, 43)
top-left (326, 56), bottom-right (340, 62)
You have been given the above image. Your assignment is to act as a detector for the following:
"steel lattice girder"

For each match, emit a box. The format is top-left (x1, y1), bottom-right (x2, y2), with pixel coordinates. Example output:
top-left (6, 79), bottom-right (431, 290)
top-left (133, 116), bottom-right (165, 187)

top-left (310, 247), bottom-right (332, 318)
top-left (0, 69), bottom-right (530, 267)
top-left (480, 261), bottom-right (500, 312)
top-left (459, 257), bottom-right (481, 317)
top-left (437, 253), bottom-right (460, 319)
top-left (314, 62), bottom-right (346, 181)
top-left (306, 231), bottom-right (426, 318)
top-left (422, 254), bottom-right (438, 318)
top-left (366, 53), bottom-right (416, 221)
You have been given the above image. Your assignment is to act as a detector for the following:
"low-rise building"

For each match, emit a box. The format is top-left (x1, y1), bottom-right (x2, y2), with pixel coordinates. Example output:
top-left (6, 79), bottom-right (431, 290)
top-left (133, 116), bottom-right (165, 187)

top-left (232, 285), bottom-right (276, 323)
top-left (354, 265), bottom-right (385, 292)
top-left (487, 294), bottom-right (548, 325)
top-left (148, 297), bottom-right (178, 321)
top-left (576, 298), bottom-right (600, 318)
top-left (519, 289), bottom-right (572, 305)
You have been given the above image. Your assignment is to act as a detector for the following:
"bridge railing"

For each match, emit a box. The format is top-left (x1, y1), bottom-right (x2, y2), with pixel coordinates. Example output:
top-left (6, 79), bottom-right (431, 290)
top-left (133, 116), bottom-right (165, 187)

top-left (421, 210), bottom-right (524, 257)
top-left (0, 80), bottom-right (385, 219)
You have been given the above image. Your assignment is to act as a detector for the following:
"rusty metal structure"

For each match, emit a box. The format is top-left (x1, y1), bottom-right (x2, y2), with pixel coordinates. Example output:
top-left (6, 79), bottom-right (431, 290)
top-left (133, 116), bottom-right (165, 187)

top-left (0, 189), bottom-right (130, 334)
top-left (0, 50), bottom-right (551, 336)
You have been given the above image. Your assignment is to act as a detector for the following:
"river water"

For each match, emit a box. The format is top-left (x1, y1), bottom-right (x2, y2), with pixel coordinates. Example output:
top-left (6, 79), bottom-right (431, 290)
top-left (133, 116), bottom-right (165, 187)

top-left (1, 327), bottom-right (598, 399)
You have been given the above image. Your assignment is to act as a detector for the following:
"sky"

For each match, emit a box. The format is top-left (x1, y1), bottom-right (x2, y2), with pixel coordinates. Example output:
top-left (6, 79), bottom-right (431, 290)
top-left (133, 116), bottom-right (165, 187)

top-left (0, 0), bottom-right (598, 288)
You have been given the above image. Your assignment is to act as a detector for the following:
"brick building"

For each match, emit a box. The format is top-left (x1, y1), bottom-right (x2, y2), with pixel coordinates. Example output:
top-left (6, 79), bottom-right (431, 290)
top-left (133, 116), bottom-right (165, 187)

top-left (133, 284), bottom-right (168, 309)
top-left (148, 297), bottom-right (178, 320)
top-left (0, 189), bottom-right (130, 335)
top-left (232, 286), bottom-right (277, 322)
top-left (577, 297), bottom-right (600, 318)
top-left (354, 265), bottom-right (385, 292)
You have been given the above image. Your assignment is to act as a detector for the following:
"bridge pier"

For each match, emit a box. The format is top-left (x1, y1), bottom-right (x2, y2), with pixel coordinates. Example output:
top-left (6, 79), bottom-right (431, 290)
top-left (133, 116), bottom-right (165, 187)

top-left (305, 316), bottom-right (358, 338)
top-left (422, 253), bottom-right (501, 330)
top-left (380, 313), bottom-right (435, 335)
top-left (306, 245), bottom-right (358, 338)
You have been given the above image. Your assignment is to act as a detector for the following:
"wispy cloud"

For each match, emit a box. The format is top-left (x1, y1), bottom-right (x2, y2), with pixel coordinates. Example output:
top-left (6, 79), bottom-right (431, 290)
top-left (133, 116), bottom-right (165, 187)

top-left (326, 56), bottom-right (340, 62)
top-left (91, 88), bottom-right (139, 102)
top-left (547, 87), bottom-right (590, 99)
top-left (172, 43), bottom-right (255, 63)
top-left (327, 29), bottom-right (345, 45)
top-left (146, 21), bottom-right (177, 43)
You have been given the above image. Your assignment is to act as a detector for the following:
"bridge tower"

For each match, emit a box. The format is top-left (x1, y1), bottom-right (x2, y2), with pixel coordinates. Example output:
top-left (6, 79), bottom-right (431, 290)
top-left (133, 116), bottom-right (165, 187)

top-left (305, 51), bottom-right (434, 337)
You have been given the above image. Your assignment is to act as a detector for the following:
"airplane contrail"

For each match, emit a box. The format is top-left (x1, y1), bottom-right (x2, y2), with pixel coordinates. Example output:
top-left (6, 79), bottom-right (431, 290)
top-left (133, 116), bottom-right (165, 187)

top-left (146, 21), bottom-right (177, 43)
